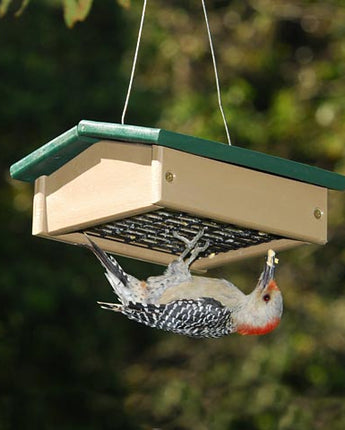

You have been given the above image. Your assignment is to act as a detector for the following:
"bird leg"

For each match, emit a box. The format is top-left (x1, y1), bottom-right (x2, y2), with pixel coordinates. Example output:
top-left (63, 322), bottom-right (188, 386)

top-left (185, 240), bottom-right (210, 267)
top-left (173, 228), bottom-right (210, 267)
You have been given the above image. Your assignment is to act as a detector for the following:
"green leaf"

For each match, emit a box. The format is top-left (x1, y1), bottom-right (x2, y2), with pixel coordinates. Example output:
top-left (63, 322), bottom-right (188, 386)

top-left (0, 0), bottom-right (12, 17)
top-left (63, 0), bottom-right (93, 28)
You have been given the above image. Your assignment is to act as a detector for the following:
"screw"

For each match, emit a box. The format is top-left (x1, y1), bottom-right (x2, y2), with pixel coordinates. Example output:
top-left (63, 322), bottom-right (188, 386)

top-left (165, 171), bottom-right (175, 183)
top-left (314, 208), bottom-right (323, 219)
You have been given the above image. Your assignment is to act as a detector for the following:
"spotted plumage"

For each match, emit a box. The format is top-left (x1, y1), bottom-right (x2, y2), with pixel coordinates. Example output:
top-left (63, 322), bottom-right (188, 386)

top-left (99, 298), bottom-right (233, 338)
top-left (84, 229), bottom-right (283, 338)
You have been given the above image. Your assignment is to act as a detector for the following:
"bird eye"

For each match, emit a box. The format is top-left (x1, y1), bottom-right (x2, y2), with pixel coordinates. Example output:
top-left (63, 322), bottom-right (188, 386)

top-left (263, 294), bottom-right (270, 302)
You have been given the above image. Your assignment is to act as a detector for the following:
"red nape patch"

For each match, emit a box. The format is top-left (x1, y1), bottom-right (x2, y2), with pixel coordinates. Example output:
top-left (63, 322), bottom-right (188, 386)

top-left (237, 317), bottom-right (281, 336)
top-left (267, 280), bottom-right (279, 292)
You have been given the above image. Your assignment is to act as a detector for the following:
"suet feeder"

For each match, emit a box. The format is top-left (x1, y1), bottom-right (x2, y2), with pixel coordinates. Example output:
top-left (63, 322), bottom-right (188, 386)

top-left (10, 120), bottom-right (345, 271)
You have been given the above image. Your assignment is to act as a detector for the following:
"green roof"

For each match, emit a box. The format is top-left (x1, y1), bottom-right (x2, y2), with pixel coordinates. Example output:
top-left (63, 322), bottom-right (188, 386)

top-left (10, 119), bottom-right (345, 190)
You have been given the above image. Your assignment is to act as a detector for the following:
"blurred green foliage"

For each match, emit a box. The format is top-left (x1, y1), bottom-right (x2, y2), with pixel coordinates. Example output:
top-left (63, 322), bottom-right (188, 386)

top-left (1, 0), bottom-right (345, 429)
top-left (0, 0), bottom-right (92, 27)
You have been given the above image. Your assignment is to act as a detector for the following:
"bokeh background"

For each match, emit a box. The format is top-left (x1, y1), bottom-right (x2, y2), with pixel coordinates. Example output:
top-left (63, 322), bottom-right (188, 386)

top-left (2, 0), bottom-right (345, 428)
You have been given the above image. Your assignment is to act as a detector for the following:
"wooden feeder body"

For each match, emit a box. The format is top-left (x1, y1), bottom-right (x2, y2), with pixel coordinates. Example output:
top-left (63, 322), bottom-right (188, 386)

top-left (10, 121), bottom-right (345, 271)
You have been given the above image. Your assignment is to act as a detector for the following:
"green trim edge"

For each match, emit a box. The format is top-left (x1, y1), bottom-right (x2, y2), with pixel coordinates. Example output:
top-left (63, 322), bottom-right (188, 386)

top-left (9, 120), bottom-right (345, 191)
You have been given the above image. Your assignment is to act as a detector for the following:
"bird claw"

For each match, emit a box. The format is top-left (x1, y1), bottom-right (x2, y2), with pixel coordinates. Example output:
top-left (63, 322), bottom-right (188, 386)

top-left (173, 227), bottom-right (204, 246)
top-left (185, 240), bottom-right (210, 267)
top-left (173, 228), bottom-right (209, 266)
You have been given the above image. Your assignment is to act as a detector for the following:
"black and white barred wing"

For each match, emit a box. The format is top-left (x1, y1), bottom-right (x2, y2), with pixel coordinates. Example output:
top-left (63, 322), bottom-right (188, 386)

top-left (120, 298), bottom-right (234, 339)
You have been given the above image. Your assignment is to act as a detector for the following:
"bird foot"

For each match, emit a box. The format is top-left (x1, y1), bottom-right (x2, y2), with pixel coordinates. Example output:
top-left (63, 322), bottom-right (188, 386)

top-left (185, 240), bottom-right (210, 267)
top-left (173, 228), bottom-right (209, 266)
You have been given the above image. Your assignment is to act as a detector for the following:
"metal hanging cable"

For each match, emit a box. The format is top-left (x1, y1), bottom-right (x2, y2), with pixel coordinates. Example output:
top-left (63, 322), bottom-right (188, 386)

top-left (201, 0), bottom-right (231, 145)
top-left (121, 0), bottom-right (232, 145)
top-left (121, 0), bottom-right (148, 125)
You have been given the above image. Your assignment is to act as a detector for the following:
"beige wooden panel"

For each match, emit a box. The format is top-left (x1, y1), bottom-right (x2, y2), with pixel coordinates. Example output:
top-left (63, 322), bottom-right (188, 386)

top-left (31, 140), bottom-right (323, 269)
top-left (35, 230), bottom-right (303, 271)
top-left (33, 175), bottom-right (48, 235)
top-left (152, 146), bottom-right (328, 244)
top-left (36, 140), bottom-right (159, 235)
top-left (46, 231), bottom-right (176, 266)
top-left (193, 238), bottom-right (303, 270)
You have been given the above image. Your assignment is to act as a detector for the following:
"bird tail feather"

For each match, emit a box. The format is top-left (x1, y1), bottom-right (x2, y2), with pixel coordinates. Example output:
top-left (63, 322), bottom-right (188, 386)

top-left (84, 234), bottom-right (140, 305)
top-left (83, 234), bottom-right (129, 286)
top-left (97, 301), bottom-right (123, 312)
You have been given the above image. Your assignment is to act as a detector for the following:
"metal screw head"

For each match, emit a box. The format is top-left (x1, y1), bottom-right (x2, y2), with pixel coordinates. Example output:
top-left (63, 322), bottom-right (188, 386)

top-left (165, 171), bottom-right (175, 183)
top-left (314, 208), bottom-right (323, 219)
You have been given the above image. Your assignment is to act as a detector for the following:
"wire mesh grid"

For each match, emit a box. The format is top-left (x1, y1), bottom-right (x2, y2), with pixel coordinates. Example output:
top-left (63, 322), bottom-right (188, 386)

top-left (83, 209), bottom-right (282, 259)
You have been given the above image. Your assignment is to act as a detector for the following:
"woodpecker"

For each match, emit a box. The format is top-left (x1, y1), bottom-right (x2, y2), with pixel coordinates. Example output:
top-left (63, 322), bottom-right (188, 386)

top-left (84, 230), bottom-right (283, 338)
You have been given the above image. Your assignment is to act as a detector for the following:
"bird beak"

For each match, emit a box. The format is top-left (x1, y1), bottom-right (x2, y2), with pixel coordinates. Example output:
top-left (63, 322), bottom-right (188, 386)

top-left (258, 249), bottom-right (277, 289)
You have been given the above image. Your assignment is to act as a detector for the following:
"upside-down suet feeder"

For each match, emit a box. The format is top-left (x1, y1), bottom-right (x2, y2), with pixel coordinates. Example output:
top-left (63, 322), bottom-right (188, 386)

top-left (10, 120), bottom-right (345, 270)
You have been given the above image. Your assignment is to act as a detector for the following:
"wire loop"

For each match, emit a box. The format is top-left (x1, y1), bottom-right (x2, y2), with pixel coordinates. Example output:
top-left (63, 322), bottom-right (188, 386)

top-left (121, 0), bottom-right (232, 145)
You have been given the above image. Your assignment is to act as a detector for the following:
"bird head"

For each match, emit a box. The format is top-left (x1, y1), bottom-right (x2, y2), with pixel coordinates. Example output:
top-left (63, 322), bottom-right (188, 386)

top-left (236, 249), bottom-right (283, 336)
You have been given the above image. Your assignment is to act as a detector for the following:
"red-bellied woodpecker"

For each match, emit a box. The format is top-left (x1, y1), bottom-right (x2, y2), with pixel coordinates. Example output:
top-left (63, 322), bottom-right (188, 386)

top-left (84, 230), bottom-right (283, 338)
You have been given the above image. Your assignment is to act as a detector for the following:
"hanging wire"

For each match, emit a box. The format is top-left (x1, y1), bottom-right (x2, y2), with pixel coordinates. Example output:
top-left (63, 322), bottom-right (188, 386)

top-left (121, 0), bottom-right (232, 146)
top-left (201, 0), bottom-right (232, 145)
top-left (121, 0), bottom-right (148, 125)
